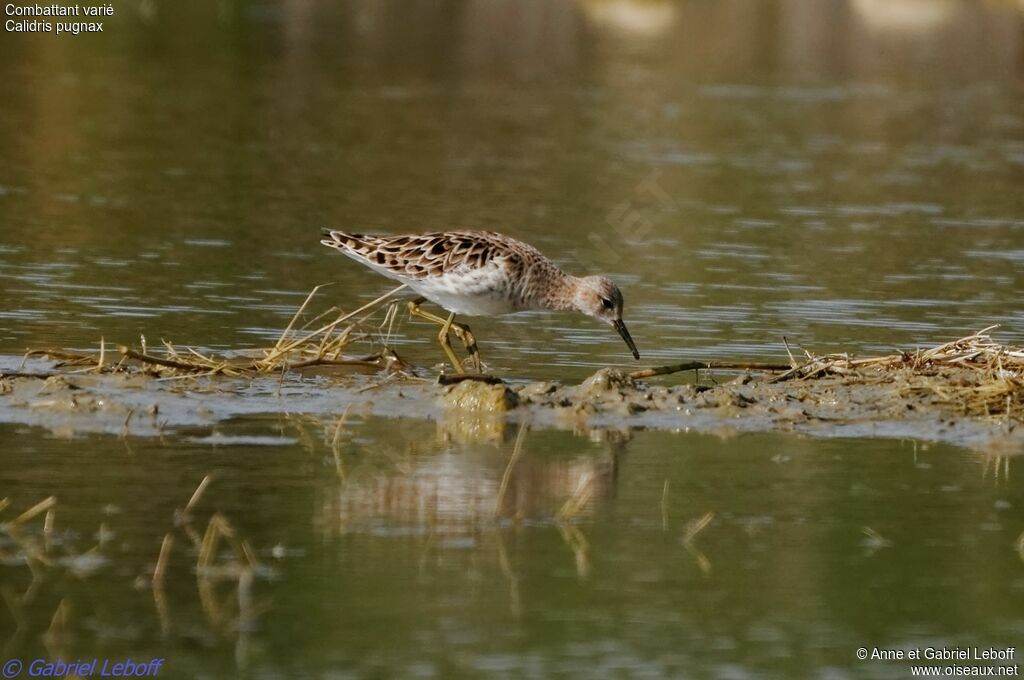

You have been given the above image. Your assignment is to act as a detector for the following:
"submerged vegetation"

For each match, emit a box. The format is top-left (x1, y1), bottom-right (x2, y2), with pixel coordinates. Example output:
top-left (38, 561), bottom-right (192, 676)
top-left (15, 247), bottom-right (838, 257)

top-left (0, 479), bottom-right (271, 667)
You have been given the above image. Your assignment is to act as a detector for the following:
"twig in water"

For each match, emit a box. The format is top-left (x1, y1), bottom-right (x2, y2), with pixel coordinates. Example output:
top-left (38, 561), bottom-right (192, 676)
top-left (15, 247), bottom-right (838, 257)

top-left (9, 496), bottom-right (58, 528)
top-left (121, 408), bottom-right (135, 439)
top-left (782, 336), bottom-right (797, 368)
top-left (153, 533), bottom-right (174, 588)
top-left (629, 360), bottom-right (791, 380)
top-left (660, 479), bottom-right (670, 531)
top-left (683, 511), bottom-right (714, 577)
top-left (119, 346), bottom-right (209, 372)
top-left (494, 423), bottom-right (528, 517)
top-left (684, 511), bottom-right (714, 544)
top-left (184, 474), bottom-right (216, 517)
top-left (438, 373), bottom-right (505, 386)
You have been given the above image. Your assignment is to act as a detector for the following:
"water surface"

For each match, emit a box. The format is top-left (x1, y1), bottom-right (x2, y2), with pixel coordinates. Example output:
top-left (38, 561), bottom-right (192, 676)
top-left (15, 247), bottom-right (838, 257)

top-left (2, 1), bottom-right (1024, 677)
top-left (1, 1), bottom-right (1023, 377)
top-left (3, 418), bottom-right (1023, 678)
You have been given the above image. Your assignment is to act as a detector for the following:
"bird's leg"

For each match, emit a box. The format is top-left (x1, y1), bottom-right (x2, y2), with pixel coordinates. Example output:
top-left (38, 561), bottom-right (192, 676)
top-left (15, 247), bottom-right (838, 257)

top-left (448, 322), bottom-right (482, 373)
top-left (406, 298), bottom-right (467, 373)
top-left (436, 311), bottom-right (466, 374)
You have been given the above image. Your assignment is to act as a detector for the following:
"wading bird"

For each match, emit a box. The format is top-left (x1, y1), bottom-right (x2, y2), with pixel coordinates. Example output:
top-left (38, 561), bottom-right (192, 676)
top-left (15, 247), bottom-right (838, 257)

top-left (320, 229), bottom-right (639, 373)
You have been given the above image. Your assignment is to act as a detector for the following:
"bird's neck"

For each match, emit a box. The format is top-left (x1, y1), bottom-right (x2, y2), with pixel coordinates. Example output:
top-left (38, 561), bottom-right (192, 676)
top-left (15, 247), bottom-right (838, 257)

top-left (534, 270), bottom-right (580, 312)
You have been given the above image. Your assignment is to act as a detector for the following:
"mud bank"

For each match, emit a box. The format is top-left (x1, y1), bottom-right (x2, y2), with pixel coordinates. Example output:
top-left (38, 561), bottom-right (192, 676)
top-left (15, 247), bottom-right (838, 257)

top-left (509, 367), bottom-right (1021, 448)
top-left (1, 355), bottom-right (1020, 450)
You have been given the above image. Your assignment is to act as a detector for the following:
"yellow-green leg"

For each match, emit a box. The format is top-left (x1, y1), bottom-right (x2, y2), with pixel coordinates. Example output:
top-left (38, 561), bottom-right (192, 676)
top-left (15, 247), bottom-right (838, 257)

top-left (449, 320), bottom-right (480, 372)
top-left (406, 298), bottom-right (482, 373)
top-left (436, 310), bottom-right (466, 374)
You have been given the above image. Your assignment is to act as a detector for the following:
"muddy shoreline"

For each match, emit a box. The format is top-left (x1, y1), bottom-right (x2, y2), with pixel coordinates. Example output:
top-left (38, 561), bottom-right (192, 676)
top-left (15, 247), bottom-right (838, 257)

top-left (2, 355), bottom-right (1019, 450)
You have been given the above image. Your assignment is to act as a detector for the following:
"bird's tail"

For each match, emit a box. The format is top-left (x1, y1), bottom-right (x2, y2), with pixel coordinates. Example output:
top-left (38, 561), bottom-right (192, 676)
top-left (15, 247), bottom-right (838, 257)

top-left (320, 229), bottom-right (379, 257)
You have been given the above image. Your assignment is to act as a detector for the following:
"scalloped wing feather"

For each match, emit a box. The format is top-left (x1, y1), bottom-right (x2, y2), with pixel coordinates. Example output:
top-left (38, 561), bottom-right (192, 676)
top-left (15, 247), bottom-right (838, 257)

top-left (320, 230), bottom-right (523, 281)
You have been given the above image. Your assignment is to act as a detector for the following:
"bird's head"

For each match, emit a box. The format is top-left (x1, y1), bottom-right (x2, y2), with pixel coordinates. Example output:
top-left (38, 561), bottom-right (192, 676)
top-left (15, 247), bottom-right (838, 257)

top-left (573, 275), bottom-right (639, 360)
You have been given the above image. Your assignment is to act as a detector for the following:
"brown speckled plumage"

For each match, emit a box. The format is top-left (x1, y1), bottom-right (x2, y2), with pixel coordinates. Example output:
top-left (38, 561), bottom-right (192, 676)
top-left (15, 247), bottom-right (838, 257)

top-left (319, 228), bottom-right (640, 360)
top-left (321, 229), bottom-right (573, 312)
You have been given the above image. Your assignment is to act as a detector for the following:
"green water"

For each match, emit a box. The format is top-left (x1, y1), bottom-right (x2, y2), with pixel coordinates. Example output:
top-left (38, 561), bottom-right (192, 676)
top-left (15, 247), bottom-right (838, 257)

top-left (2, 0), bottom-right (1023, 374)
top-left (2, 420), bottom-right (1023, 678)
top-left (2, 1), bottom-right (1024, 677)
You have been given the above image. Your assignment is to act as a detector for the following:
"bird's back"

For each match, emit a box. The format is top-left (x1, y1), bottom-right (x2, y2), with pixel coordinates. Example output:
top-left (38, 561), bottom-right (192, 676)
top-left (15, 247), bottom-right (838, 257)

top-left (320, 229), bottom-right (568, 315)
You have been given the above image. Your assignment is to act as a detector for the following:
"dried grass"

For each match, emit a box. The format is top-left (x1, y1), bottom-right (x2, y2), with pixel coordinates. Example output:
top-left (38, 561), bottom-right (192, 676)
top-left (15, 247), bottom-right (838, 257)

top-left (11, 286), bottom-right (1024, 426)
top-left (772, 326), bottom-right (1024, 422)
top-left (21, 283), bottom-right (411, 380)
top-left (631, 326), bottom-right (1024, 424)
top-left (152, 475), bottom-right (269, 641)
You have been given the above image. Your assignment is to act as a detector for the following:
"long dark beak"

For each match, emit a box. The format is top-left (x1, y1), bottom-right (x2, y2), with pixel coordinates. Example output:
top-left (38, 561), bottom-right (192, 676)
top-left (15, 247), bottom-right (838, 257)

top-left (613, 319), bottom-right (640, 360)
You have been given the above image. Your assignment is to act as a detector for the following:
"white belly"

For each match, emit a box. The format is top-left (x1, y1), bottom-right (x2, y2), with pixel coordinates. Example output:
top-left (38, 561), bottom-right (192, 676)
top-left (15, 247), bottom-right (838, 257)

top-left (408, 266), bottom-right (520, 317)
top-left (411, 283), bottom-right (519, 316)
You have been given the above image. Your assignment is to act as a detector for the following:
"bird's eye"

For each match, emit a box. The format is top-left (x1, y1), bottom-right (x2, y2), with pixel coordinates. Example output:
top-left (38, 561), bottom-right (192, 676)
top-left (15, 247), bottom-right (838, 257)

top-left (601, 298), bottom-right (614, 310)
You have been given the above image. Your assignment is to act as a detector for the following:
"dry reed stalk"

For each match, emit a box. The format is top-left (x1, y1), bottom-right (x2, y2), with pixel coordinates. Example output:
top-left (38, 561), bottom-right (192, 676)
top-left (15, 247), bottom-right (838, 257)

top-left (331, 409), bottom-right (351, 447)
top-left (684, 511), bottom-right (714, 544)
top-left (494, 423), bottom-right (528, 517)
top-left (683, 511), bottom-right (715, 577)
top-left (184, 474), bottom-right (216, 516)
top-left (119, 346), bottom-right (213, 372)
top-left (660, 479), bottom-right (670, 531)
top-left (638, 328), bottom-right (1022, 395)
top-left (258, 283), bottom-right (407, 368)
top-left (152, 532), bottom-right (174, 588)
top-left (197, 514), bottom-right (227, 571)
top-left (23, 349), bottom-right (96, 366)
top-left (9, 496), bottom-right (57, 528)
top-left (727, 329), bottom-right (1021, 420)
top-left (25, 283), bottom-right (406, 380)
top-left (630, 360), bottom-right (792, 380)
top-left (556, 522), bottom-right (591, 578)
top-left (273, 283), bottom-right (334, 353)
